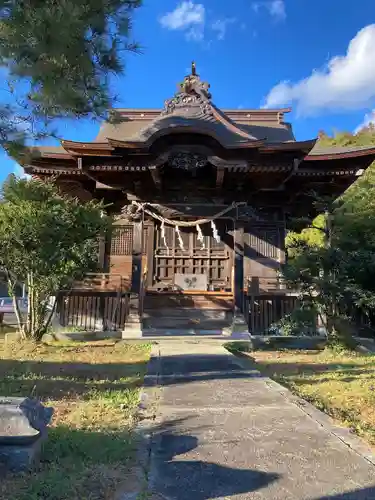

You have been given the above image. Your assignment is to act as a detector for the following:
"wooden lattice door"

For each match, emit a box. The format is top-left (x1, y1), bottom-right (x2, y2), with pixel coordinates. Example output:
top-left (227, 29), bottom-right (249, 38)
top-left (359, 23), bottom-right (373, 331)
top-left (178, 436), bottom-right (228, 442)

top-left (153, 220), bottom-right (233, 291)
top-left (109, 224), bottom-right (150, 285)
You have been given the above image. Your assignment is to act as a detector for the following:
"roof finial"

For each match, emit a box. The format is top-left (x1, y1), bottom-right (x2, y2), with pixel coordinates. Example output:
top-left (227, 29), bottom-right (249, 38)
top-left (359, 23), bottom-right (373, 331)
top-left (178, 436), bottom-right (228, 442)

top-left (191, 61), bottom-right (197, 76)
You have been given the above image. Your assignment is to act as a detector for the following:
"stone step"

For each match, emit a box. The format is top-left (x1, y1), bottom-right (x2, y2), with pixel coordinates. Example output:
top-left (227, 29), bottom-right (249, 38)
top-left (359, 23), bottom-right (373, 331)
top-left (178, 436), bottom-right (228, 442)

top-left (141, 327), bottom-right (225, 337)
top-left (142, 316), bottom-right (232, 330)
top-left (143, 308), bottom-right (229, 319)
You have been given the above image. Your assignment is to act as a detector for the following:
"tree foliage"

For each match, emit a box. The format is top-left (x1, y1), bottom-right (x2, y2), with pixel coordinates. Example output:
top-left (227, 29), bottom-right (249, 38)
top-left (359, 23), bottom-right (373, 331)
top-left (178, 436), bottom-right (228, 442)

top-left (0, 175), bottom-right (109, 340)
top-left (0, 0), bottom-right (141, 151)
top-left (284, 127), bottom-right (375, 347)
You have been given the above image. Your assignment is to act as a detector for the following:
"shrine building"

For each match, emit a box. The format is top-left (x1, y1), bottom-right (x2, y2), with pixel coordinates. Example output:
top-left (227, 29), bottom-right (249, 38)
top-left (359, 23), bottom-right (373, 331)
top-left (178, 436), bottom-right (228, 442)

top-left (22, 63), bottom-right (375, 337)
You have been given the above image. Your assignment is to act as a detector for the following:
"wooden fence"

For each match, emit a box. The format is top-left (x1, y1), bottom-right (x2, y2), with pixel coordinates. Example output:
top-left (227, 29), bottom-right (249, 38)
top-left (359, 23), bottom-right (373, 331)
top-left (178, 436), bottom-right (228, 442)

top-left (57, 291), bottom-right (130, 331)
top-left (57, 273), bottom-right (130, 331)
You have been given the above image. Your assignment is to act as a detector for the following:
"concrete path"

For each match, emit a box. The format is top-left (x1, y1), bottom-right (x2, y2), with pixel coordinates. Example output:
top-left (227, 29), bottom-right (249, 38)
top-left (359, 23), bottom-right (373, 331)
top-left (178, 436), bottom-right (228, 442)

top-left (141, 340), bottom-right (375, 500)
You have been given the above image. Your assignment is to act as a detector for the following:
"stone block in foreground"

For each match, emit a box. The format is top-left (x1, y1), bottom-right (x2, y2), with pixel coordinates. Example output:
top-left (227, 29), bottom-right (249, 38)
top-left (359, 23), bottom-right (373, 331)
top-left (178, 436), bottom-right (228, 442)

top-left (0, 397), bottom-right (54, 472)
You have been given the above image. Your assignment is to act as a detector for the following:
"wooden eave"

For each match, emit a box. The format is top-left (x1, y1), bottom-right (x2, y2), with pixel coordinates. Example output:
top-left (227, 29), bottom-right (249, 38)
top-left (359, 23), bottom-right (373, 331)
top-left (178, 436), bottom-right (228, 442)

top-left (61, 139), bottom-right (114, 156)
top-left (25, 165), bottom-right (83, 175)
top-left (296, 167), bottom-right (364, 177)
top-left (304, 146), bottom-right (375, 161)
top-left (107, 137), bottom-right (265, 151)
top-left (259, 139), bottom-right (317, 153)
top-left (27, 147), bottom-right (74, 161)
top-left (34, 152), bottom-right (73, 160)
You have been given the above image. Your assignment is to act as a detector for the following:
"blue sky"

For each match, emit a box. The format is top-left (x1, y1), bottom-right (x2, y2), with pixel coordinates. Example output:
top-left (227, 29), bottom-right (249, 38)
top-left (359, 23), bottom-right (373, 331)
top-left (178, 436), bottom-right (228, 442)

top-left (2, 0), bottom-right (375, 183)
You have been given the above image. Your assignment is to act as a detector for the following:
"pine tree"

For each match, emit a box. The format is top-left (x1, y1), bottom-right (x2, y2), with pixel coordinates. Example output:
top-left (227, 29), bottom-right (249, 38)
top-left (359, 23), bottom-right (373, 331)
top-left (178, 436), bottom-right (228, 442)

top-left (0, 0), bottom-right (141, 151)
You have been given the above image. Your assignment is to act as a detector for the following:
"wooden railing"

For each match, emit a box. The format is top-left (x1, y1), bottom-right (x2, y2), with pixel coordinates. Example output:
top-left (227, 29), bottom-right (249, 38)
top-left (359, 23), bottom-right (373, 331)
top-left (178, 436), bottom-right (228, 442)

top-left (246, 276), bottom-right (299, 296)
top-left (244, 293), bottom-right (300, 334)
top-left (57, 273), bottom-right (131, 331)
top-left (244, 276), bottom-right (301, 334)
top-left (57, 289), bottom-right (130, 331)
top-left (68, 273), bottom-right (130, 292)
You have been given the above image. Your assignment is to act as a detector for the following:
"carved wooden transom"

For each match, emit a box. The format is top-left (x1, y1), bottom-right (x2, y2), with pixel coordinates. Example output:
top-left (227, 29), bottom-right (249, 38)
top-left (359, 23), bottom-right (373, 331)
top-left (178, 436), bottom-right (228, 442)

top-left (169, 152), bottom-right (207, 171)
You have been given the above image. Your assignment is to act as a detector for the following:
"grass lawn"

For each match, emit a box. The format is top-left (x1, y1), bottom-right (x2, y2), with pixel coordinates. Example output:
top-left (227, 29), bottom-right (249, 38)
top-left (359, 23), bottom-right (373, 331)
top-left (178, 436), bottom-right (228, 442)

top-left (0, 340), bottom-right (151, 500)
top-left (250, 349), bottom-right (375, 447)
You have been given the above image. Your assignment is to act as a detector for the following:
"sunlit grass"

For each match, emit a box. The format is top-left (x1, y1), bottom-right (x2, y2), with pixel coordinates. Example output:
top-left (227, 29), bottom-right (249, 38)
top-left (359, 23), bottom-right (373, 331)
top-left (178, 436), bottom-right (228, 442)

top-left (250, 349), bottom-right (375, 446)
top-left (0, 340), bottom-right (151, 500)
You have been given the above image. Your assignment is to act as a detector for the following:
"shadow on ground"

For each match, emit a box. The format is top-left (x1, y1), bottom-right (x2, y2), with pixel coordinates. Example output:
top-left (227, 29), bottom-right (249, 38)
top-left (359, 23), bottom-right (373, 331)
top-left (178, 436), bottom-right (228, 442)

top-left (2, 350), bottom-right (372, 401)
top-left (0, 358), bottom-right (147, 400)
top-left (148, 420), bottom-right (280, 500)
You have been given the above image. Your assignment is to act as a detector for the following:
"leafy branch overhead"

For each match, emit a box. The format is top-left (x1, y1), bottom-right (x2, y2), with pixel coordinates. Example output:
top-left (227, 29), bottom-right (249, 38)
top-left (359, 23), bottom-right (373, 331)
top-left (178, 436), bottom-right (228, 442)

top-left (0, 0), bottom-right (141, 151)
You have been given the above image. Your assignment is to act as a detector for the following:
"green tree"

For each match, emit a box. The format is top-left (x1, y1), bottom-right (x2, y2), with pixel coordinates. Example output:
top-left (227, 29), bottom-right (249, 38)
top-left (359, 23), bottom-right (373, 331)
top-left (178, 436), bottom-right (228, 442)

top-left (284, 127), bottom-right (375, 347)
top-left (0, 175), bottom-right (109, 341)
top-left (0, 0), bottom-right (141, 151)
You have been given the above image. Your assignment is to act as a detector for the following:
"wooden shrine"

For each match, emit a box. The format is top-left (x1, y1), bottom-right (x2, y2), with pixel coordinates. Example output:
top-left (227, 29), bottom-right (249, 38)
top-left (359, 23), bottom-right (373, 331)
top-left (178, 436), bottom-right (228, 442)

top-left (22, 63), bottom-right (375, 336)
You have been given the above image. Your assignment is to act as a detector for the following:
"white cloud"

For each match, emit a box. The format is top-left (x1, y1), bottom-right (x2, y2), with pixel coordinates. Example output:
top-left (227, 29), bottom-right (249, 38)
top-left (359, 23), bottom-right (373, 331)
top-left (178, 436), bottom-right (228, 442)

top-left (12, 162), bottom-right (31, 179)
top-left (252, 0), bottom-right (286, 21)
top-left (264, 24), bottom-right (375, 115)
top-left (355, 110), bottom-right (375, 134)
top-left (13, 162), bottom-right (30, 179)
top-left (159, 1), bottom-right (205, 41)
top-left (267, 0), bottom-right (286, 20)
top-left (211, 17), bottom-right (236, 41)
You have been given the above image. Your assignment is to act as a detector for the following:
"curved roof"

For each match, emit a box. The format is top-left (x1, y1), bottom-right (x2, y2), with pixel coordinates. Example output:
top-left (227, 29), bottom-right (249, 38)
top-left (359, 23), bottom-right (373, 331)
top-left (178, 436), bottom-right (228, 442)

top-left (93, 69), bottom-right (294, 148)
top-left (25, 66), bottom-right (375, 163)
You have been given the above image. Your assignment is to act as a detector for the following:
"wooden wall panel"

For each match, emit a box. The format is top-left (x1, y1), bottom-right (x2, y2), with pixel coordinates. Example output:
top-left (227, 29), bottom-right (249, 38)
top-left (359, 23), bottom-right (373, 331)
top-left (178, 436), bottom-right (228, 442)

top-left (244, 224), bottom-right (286, 287)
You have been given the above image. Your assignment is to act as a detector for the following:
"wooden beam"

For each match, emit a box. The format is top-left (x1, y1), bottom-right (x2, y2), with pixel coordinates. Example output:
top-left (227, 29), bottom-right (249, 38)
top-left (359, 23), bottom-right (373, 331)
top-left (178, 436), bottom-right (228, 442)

top-left (149, 166), bottom-right (162, 190)
top-left (234, 224), bottom-right (244, 313)
top-left (216, 167), bottom-right (225, 190)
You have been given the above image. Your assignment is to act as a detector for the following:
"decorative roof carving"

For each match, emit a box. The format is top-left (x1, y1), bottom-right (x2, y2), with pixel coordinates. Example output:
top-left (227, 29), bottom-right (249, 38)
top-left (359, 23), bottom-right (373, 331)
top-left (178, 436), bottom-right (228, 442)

top-left (161, 61), bottom-right (213, 117)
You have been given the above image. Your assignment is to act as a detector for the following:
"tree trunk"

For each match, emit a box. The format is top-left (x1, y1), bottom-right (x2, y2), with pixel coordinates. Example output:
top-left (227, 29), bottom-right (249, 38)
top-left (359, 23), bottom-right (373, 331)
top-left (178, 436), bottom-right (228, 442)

top-left (44, 296), bottom-right (57, 332)
top-left (4, 269), bottom-right (24, 337)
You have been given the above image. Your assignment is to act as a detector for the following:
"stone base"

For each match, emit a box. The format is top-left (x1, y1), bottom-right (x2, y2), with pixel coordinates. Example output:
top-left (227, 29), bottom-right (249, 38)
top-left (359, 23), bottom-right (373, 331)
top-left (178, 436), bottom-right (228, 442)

top-left (223, 312), bottom-right (249, 337)
top-left (42, 330), bottom-right (121, 343)
top-left (122, 314), bottom-right (142, 339)
top-left (0, 432), bottom-right (46, 472)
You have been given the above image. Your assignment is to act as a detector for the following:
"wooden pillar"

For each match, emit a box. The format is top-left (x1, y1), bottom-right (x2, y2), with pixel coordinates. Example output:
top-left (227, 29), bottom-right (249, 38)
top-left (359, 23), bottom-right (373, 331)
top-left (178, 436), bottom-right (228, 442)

top-left (123, 219), bottom-right (143, 338)
top-left (224, 221), bottom-right (248, 337)
top-left (234, 223), bottom-right (244, 313)
top-left (146, 221), bottom-right (155, 288)
top-left (131, 220), bottom-right (143, 295)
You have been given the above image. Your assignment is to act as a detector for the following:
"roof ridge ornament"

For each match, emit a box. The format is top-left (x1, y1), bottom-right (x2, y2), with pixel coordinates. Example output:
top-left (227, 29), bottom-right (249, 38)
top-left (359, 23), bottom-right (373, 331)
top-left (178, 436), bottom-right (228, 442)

top-left (178, 61), bottom-right (211, 99)
top-left (161, 62), bottom-right (213, 116)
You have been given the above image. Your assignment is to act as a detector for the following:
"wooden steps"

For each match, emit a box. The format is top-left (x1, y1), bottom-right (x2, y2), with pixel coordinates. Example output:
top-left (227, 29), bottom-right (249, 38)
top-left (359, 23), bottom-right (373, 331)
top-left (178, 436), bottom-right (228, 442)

top-left (142, 292), bottom-right (234, 333)
top-left (144, 292), bottom-right (234, 311)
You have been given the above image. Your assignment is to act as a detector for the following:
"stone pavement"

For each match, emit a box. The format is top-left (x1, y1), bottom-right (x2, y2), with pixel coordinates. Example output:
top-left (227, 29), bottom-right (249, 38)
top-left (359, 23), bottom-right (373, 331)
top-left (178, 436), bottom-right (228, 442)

top-left (140, 340), bottom-right (375, 500)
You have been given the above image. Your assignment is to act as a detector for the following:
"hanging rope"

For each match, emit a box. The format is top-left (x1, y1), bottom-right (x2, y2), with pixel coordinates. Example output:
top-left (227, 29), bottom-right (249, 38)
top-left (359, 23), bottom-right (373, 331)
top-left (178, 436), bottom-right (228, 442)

top-left (160, 220), bottom-right (169, 253)
top-left (196, 224), bottom-right (205, 249)
top-left (130, 201), bottom-right (240, 227)
top-left (211, 220), bottom-right (220, 243)
top-left (175, 226), bottom-right (184, 250)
